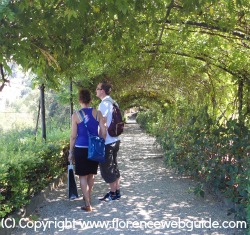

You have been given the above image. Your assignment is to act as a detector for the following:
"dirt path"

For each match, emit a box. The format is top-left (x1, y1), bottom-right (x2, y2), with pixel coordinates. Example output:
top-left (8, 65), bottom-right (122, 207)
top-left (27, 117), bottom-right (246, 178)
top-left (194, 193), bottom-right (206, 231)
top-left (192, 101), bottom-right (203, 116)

top-left (11, 123), bottom-right (244, 235)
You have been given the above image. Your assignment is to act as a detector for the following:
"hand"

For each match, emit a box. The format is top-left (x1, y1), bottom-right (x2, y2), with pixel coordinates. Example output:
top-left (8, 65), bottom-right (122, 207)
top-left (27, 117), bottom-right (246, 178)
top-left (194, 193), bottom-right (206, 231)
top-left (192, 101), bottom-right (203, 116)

top-left (68, 152), bottom-right (75, 164)
top-left (68, 153), bottom-right (72, 162)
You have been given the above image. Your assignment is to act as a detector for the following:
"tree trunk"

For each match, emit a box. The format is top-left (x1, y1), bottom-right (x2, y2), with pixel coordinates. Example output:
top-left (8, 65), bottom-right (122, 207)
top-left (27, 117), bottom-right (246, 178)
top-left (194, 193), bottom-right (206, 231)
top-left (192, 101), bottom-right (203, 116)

top-left (40, 84), bottom-right (46, 141)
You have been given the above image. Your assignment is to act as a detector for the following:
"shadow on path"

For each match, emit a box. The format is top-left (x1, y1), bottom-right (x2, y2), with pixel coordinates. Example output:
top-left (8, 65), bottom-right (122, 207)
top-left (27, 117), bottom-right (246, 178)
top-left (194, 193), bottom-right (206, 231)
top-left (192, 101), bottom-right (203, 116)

top-left (11, 124), bottom-right (244, 235)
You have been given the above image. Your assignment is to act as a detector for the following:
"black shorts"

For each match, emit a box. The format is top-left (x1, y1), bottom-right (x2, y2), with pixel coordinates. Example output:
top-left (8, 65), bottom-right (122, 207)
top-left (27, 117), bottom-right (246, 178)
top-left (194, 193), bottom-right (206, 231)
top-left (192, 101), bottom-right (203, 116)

top-left (74, 147), bottom-right (99, 176)
top-left (99, 141), bottom-right (120, 183)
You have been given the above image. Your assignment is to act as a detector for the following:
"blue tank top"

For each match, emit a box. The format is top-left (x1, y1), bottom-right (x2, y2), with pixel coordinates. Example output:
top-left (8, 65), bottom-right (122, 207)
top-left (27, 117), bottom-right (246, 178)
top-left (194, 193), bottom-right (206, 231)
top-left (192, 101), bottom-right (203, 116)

top-left (75, 108), bottom-right (99, 147)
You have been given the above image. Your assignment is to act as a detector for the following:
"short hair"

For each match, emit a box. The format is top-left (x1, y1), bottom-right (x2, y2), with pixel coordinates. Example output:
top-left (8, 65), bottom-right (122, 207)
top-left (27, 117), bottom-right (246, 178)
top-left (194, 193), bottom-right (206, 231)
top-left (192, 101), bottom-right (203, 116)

top-left (79, 89), bottom-right (91, 104)
top-left (100, 80), bottom-right (112, 95)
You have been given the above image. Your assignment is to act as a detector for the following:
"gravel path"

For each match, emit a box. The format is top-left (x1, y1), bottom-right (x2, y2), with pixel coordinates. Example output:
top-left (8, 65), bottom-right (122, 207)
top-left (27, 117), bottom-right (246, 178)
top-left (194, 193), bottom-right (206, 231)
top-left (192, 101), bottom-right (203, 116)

top-left (11, 123), bottom-right (245, 235)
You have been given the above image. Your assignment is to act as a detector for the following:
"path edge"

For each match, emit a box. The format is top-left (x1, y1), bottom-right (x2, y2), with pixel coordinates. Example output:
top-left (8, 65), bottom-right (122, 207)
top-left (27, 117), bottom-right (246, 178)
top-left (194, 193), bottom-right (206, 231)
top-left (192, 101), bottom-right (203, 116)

top-left (0, 172), bottom-right (67, 235)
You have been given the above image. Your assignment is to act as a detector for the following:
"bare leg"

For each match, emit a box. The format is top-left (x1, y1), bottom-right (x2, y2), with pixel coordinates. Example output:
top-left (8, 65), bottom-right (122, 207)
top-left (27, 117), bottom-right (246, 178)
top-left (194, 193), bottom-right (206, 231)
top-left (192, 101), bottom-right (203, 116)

top-left (87, 174), bottom-right (95, 199)
top-left (116, 177), bottom-right (121, 191)
top-left (79, 175), bottom-right (91, 209)
top-left (110, 177), bottom-right (121, 192)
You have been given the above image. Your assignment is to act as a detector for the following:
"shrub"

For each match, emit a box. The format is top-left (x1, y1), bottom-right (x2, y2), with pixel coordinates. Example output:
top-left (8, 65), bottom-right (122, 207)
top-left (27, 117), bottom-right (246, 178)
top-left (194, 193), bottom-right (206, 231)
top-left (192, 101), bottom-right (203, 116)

top-left (137, 106), bottom-right (249, 223)
top-left (0, 128), bottom-right (69, 218)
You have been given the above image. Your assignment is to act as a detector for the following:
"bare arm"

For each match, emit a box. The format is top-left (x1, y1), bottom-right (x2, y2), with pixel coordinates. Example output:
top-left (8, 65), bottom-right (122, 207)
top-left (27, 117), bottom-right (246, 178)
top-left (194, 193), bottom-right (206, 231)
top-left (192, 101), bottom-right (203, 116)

top-left (68, 113), bottom-right (78, 162)
top-left (98, 110), bottom-right (107, 140)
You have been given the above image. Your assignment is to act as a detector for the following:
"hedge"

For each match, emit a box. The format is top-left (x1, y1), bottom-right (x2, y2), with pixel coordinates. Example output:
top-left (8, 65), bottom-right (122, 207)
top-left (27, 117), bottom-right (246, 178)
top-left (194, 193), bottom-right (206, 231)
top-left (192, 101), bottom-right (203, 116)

top-left (0, 128), bottom-right (69, 219)
top-left (136, 108), bottom-right (249, 224)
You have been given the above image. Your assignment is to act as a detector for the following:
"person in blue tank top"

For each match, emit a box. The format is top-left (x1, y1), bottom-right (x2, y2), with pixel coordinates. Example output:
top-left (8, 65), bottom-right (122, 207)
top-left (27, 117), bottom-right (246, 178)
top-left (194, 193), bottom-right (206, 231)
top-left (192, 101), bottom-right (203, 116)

top-left (68, 89), bottom-right (106, 212)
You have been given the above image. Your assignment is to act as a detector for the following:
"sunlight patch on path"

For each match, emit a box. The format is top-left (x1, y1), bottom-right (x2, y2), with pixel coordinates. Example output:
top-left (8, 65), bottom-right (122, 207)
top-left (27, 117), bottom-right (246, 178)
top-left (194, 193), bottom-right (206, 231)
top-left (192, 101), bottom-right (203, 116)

top-left (11, 124), bottom-right (244, 235)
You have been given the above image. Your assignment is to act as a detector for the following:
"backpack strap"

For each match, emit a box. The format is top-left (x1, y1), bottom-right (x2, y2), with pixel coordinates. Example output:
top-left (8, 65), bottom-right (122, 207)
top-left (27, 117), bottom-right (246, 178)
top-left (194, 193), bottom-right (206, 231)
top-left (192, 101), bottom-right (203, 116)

top-left (78, 110), bottom-right (90, 137)
top-left (105, 98), bottom-right (118, 107)
top-left (76, 110), bottom-right (83, 123)
top-left (78, 110), bottom-right (85, 123)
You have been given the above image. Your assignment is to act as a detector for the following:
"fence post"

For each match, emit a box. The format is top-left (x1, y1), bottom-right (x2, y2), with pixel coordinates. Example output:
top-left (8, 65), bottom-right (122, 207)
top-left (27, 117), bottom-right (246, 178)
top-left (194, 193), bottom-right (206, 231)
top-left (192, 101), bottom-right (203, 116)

top-left (40, 84), bottom-right (46, 141)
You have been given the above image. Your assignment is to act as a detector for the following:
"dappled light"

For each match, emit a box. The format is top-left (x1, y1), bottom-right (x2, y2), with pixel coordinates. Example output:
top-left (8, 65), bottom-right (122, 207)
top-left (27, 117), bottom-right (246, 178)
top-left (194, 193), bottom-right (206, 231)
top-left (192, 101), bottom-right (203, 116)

top-left (11, 124), bottom-right (244, 234)
top-left (1, 1), bottom-right (249, 234)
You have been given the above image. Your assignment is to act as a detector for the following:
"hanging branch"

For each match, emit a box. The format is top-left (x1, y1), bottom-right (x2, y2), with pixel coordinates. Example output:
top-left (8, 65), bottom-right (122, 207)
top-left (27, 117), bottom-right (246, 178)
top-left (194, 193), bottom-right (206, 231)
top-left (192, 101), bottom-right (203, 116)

top-left (0, 64), bottom-right (10, 92)
top-left (206, 70), bottom-right (217, 117)
top-left (237, 78), bottom-right (244, 126)
top-left (147, 0), bottom-right (175, 71)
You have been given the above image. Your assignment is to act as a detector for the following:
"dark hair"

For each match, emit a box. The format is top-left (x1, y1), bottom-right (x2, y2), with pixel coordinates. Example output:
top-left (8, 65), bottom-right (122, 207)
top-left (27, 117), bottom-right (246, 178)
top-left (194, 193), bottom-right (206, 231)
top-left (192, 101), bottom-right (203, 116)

top-left (79, 89), bottom-right (91, 104)
top-left (100, 80), bottom-right (112, 95)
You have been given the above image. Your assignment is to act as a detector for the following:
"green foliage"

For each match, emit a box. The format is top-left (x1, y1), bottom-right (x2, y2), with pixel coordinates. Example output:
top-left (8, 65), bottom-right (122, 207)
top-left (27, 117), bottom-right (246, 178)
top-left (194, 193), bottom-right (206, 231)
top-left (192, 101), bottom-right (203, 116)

top-left (0, 127), bottom-right (69, 219)
top-left (1, 0), bottom-right (250, 230)
top-left (189, 183), bottom-right (205, 198)
top-left (1, 0), bottom-right (249, 96)
top-left (0, 0), bottom-right (14, 21)
top-left (137, 105), bottom-right (250, 223)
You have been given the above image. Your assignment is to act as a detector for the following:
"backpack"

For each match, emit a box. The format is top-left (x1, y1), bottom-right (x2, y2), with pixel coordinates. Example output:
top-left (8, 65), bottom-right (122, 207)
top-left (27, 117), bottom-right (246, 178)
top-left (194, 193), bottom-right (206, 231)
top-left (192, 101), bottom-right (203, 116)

top-left (107, 101), bottom-right (124, 137)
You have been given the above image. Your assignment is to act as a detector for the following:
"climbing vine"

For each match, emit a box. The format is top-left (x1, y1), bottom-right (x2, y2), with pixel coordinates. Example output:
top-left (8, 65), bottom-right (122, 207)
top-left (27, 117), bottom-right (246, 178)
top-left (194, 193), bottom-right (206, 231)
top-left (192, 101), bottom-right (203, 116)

top-left (0, 0), bottom-right (249, 228)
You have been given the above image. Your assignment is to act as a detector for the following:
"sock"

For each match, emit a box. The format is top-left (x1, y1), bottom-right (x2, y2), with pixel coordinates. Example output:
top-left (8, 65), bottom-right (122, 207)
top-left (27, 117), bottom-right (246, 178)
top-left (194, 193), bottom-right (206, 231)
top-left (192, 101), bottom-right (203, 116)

top-left (110, 191), bottom-right (116, 198)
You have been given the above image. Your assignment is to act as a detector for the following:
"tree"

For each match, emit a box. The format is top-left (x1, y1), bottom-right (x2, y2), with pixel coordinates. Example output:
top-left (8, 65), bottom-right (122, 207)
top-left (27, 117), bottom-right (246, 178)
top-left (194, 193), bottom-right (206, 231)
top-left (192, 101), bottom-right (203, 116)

top-left (0, 0), bottom-right (249, 124)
